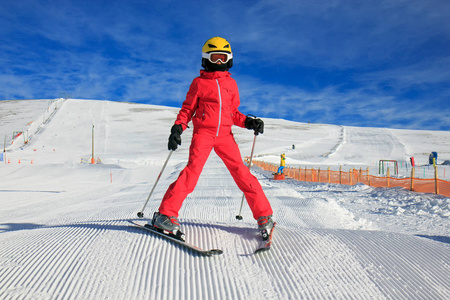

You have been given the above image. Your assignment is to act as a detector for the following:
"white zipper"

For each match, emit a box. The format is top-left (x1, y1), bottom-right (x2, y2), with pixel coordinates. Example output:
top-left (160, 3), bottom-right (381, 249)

top-left (215, 79), bottom-right (222, 137)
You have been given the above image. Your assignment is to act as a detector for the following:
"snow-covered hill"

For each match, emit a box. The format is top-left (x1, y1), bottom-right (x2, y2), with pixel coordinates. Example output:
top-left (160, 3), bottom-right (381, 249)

top-left (0, 99), bottom-right (449, 299)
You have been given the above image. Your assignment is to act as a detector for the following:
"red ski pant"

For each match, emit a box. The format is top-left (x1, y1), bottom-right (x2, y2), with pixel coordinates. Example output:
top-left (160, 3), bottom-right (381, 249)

top-left (158, 131), bottom-right (273, 220)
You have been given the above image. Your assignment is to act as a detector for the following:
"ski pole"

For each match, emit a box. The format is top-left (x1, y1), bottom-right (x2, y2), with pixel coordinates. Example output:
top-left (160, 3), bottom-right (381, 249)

top-left (137, 150), bottom-right (173, 218)
top-left (236, 133), bottom-right (258, 220)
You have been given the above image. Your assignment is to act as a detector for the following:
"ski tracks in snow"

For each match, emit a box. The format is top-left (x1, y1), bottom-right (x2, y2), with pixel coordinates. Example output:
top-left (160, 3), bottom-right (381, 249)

top-left (325, 126), bottom-right (408, 163)
top-left (1, 157), bottom-right (449, 299)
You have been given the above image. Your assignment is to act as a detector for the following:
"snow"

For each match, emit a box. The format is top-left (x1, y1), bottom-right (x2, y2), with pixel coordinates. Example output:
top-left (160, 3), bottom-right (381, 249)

top-left (0, 99), bottom-right (449, 300)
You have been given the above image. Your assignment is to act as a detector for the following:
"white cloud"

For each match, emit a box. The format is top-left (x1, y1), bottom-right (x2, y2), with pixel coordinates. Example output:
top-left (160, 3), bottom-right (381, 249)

top-left (236, 74), bottom-right (450, 130)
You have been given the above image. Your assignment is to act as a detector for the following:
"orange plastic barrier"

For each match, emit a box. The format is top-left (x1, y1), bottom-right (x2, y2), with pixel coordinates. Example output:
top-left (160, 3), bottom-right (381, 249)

top-left (249, 159), bottom-right (450, 197)
top-left (437, 179), bottom-right (450, 197)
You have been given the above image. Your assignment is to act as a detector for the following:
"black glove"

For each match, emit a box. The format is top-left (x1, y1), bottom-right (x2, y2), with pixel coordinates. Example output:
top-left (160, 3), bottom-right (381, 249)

top-left (168, 124), bottom-right (183, 150)
top-left (245, 116), bottom-right (264, 135)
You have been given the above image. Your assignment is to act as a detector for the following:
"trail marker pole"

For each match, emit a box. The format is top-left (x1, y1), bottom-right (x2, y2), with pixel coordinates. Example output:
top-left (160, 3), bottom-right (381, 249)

top-left (91, 124), bottom-right (95, 164)
top-left (3, 135), bottom-right (6, 164)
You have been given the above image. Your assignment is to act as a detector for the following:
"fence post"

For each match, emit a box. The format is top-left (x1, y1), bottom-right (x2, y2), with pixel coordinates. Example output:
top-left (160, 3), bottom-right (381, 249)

top-left (339, 165), bottom-right (342, 184)
top-left (318, 168), bottom-right (321, 183)
top-left (350, 169), bottom-right (353, 185)
top-left (312, 168), bottom-right (315, 182)
top-left (386, 167), bottom-right (390, 187)
top-left (435, 166), bottom-right (439, 194)
top-left (367, 167), bottom-right (370, 186)
top-left (410, 167), bottom-right (415, 191)
top-left (328, 167), bottom-right (331, 183)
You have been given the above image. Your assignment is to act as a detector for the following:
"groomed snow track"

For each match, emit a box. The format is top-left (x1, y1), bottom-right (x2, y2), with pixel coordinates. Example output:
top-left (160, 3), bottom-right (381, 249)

top-left (1, 158), bottom-right (448, 300)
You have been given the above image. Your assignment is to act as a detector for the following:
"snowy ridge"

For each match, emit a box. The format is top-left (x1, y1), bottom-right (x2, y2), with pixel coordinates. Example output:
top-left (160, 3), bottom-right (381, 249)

top-left (0, 99), bottom-right (449, 299)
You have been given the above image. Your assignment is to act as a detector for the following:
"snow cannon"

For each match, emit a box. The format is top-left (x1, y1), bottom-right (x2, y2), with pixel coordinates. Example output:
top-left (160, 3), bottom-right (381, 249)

top-left (429, 152), bottom-right (438, 165)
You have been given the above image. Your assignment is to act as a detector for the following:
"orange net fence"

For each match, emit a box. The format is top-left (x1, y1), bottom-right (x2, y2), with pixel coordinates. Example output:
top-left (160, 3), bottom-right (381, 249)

top-left (250, 160), bottom-right (450, 198)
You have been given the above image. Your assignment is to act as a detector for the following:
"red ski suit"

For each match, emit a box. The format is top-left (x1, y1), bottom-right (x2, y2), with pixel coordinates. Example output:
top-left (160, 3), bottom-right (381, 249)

top-left (158, 70), bottom-right (273, 220)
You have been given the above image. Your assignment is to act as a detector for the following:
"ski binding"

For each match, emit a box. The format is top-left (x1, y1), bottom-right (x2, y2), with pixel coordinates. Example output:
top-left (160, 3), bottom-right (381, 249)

top-left (255, 222), bottom-right (276, 254)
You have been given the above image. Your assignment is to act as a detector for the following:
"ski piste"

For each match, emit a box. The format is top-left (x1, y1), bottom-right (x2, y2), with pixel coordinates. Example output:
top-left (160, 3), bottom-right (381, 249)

top-left (255, 222), bottom-right (276, 254)
top-left (129, 220), bottom-right (223, 257)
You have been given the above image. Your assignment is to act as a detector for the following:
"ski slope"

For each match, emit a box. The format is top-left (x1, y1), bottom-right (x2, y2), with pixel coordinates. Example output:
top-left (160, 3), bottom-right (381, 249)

top-left (0, 99), bottom-right (449, 300)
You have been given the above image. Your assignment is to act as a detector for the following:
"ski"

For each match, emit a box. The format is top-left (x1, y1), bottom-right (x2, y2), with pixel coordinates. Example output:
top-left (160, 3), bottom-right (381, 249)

top-left (255, 222), bottom-right (276, 254)
top-left (128, 220), bottom-right (223, 257)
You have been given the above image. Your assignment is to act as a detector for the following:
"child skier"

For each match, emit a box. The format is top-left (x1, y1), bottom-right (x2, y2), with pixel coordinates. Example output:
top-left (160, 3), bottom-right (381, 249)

top-left (277, 153), bottom-right (286, 175)
top-left (150, 37), bottom-right (274, 239)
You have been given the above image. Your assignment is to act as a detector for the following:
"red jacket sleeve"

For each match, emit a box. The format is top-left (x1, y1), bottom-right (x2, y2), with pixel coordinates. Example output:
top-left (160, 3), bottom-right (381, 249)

top-left (233, 110), bottom-right (247, 128)
top-left (230, 79), bottom-right (247, 128)
top-left (174, 78), bottom-right (199, 131)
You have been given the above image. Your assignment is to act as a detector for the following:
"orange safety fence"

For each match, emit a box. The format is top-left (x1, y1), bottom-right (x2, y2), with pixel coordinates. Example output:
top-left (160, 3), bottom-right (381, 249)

top-left (249, 159), bottom-right (450, 198)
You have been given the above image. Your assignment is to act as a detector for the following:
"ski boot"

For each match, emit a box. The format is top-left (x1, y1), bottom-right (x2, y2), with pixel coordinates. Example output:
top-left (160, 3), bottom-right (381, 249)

top-left (148, 212), bottom-right (185, 241)
top-left (257, 215), bottom-right (274, 240)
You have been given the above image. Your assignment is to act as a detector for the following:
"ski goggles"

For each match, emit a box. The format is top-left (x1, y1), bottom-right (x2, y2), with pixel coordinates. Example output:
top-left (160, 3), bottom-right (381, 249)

top-left (202, 51), bottom-right (233, 64)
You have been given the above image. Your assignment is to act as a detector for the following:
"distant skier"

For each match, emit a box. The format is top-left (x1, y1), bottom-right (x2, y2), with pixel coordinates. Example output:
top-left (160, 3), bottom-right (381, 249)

top-left (150, 37), bottom-right (274, 238)
top-left (276, 153), bottom-right (286, 175)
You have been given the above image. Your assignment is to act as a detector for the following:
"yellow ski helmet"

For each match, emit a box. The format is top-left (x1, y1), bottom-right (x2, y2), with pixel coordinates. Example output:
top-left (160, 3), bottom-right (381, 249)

top-left (202, 37), bottom-right (232, 53)
top-left (201, 37), bottom-right (233, 71)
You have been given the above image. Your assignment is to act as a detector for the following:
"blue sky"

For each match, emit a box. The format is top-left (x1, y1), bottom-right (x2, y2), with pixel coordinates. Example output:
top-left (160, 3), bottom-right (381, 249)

top-left (1, 0), bottom-right (449, 130)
